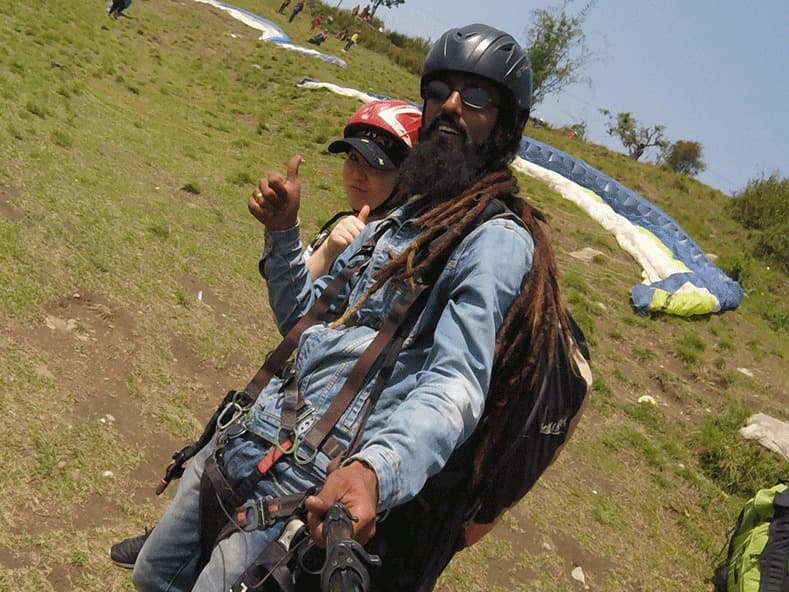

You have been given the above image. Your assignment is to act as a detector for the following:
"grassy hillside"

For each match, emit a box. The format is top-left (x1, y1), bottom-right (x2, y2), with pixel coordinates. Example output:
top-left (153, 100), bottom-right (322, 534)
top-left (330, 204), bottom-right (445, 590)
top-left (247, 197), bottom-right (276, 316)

top-left (1, 0), bottom-right (786, 590)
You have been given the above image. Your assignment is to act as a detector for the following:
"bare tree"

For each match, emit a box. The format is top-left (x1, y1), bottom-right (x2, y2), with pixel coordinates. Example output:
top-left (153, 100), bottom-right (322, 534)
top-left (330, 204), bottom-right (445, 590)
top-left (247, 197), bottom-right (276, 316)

top-left (369, 0), bottom-right (405, 18)
top-left (600, 109), bottom-right (669, 161)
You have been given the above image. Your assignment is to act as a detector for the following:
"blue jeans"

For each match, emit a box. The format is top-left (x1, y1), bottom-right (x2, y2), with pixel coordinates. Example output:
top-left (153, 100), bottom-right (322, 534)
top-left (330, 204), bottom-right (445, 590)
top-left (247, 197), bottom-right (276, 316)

top-left (132, 437), bottom-right (315, 591)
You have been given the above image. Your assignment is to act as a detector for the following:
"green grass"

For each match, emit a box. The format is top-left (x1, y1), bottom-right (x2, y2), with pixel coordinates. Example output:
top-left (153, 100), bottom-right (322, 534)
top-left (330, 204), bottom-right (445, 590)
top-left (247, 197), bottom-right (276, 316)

top-left (1, 0), bottom-right (788, 590)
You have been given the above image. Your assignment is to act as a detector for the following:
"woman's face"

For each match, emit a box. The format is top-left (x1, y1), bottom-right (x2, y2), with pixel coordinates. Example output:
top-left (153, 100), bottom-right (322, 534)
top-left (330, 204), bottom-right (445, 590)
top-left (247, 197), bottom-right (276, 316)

top-left (342, 149), bottom-right (398, 214)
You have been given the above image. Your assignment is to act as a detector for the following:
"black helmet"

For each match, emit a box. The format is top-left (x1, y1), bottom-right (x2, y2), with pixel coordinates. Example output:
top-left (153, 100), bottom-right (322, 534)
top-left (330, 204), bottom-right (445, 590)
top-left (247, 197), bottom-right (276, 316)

top-left (422, 24), bottom-right (533, 116)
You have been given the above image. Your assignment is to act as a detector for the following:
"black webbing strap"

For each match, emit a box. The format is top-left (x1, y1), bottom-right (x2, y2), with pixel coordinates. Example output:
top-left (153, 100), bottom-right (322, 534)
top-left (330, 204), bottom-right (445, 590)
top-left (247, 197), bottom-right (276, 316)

top-left (301, 283), bottom-right (427, 455)
top-left (340, 283), bottom-right (433, 465)
top-left (245, 258), bottom-right (365, 395)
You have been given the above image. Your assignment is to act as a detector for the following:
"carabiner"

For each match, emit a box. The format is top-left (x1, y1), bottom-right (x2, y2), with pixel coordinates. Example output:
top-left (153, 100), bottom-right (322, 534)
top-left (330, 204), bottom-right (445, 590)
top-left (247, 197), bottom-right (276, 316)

top-left (216, 401), bottom-right (244, 431)
top-left (275, 428), bottom-right (298, 456)
top-left (292, 440), bottom-right (319, 466)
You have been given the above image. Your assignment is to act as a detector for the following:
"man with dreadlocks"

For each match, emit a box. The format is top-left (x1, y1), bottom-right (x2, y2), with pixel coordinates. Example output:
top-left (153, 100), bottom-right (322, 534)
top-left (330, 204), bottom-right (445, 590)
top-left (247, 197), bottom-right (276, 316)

top-left (132, 24), bottom-right (586, 592)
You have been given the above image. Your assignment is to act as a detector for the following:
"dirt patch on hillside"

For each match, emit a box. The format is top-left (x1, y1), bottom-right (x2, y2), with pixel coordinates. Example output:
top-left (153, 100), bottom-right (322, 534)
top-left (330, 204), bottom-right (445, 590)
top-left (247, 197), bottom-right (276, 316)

top-left (5, 290), bottom-right (235, 529)
top-left (175, 273), bottom-right (236, 325)
top-left (0, 185), bottom-right (25, 222)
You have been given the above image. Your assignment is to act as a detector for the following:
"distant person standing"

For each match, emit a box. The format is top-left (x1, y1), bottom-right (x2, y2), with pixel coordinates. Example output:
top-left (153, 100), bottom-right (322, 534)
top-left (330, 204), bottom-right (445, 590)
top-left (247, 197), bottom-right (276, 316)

top-left (310, 14), bottom-right (323, 31)
top-left (288, 1), bottom-right (304, 23)
top-left (108, 0), bottom-right (131, 18)
top-left (342, 31), bottom-right (359, 52)
top-left (351, 3), bottom-right (360, 17)
top-left (276, 0), bottom-right (290, 14)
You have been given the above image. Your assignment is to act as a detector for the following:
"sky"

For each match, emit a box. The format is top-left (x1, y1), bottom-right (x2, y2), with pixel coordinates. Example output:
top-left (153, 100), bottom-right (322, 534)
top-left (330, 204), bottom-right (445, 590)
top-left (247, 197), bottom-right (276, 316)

top-left (371, 0), bottom-right (789, 194)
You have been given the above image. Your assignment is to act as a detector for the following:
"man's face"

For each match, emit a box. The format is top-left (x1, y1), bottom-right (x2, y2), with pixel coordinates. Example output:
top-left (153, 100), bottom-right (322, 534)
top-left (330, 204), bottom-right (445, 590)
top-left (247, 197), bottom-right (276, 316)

top-left (420, 72), bottom-right (501, 149)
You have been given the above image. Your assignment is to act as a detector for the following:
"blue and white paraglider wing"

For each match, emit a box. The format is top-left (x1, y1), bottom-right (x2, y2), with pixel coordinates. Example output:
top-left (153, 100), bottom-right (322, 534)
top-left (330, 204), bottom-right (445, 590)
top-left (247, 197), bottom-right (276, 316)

top-left (192, 0), bottom-right (347, 68)
top-left (297, 79), bottom-right (744, 317)
top-left (514, 137), bottom-right (744, 316)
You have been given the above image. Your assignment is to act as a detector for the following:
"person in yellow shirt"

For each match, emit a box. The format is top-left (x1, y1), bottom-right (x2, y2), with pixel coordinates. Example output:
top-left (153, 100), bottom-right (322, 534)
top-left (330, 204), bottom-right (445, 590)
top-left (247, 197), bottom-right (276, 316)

top-left (343, 31), bottom-right (360, 52)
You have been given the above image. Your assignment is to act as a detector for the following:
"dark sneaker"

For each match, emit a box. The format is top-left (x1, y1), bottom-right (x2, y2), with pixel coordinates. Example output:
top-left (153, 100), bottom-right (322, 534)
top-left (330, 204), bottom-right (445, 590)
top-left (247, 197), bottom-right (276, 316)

top-left (110, 528), bottom-right (152, 569)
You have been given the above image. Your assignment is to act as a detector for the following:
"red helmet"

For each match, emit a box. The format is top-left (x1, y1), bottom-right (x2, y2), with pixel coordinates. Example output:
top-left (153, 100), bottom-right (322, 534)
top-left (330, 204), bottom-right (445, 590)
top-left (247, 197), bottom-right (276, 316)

top-left (329, 99), bottom-right (422, 170)
top-left (345, 99), bottom-right (421, 149)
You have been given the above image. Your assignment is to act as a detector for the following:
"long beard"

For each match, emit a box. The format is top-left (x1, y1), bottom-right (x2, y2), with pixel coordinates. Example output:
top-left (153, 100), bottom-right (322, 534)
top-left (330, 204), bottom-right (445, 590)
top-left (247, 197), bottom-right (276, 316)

top-left (397, 116), bottom-right (493, 200)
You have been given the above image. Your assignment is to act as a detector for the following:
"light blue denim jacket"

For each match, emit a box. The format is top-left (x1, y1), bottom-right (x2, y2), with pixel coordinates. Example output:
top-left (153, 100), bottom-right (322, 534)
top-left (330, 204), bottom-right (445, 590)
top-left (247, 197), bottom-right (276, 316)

top-left (240, 196), bottom-right (533, 512)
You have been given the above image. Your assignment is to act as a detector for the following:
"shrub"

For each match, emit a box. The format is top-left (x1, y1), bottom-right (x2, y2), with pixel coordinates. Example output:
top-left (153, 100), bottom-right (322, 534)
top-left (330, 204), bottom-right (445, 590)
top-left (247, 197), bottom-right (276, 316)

top-left (729, 173), bottom-right (788, 273)
top-left (717, 252), bottom-right (752, 285)
top-left (674, 329), bottom-right (706, 368)
top-left (180, 182), bottom-right (201, 194)
top-left (663, 140), bottom-right (706, 176)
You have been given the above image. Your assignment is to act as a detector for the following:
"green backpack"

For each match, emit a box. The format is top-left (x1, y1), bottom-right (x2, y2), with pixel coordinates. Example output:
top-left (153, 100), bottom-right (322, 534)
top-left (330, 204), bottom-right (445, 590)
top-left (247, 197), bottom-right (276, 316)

top-left (717, 482), bottom-right (789, 592)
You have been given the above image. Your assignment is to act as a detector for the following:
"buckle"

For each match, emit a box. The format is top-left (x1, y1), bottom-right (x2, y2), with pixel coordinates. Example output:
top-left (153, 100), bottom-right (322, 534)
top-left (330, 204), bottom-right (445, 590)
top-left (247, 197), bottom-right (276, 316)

top-left (237, 496), bottom-right (275, 532)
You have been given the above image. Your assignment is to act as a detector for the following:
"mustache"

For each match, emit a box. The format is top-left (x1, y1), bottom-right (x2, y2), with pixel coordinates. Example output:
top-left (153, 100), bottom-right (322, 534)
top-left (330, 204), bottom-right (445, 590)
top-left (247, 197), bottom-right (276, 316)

top-left (421, 115), bottom-right (468, 142)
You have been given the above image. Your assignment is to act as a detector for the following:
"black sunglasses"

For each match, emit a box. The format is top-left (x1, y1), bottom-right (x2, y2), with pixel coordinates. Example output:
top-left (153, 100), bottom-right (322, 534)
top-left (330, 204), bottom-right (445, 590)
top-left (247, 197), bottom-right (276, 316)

top-left (420, 79), bottom-right (497, 110)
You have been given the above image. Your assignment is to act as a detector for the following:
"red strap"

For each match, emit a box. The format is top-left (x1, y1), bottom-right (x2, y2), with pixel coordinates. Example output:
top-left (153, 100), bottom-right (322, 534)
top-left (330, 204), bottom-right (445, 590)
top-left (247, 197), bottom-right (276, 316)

top-left (256, 437), bottom-right (293, 475)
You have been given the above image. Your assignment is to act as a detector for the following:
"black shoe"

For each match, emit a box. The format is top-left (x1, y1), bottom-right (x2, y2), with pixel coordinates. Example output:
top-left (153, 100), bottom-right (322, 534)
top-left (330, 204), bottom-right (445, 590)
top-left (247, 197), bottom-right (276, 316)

top-left (110, 528), bottom-right (152, 569)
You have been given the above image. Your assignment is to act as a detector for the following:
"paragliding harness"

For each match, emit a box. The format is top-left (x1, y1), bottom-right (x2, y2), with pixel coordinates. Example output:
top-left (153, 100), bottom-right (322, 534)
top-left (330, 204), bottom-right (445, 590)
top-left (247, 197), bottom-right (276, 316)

top-left (154, 197), bottom-right (591, 591)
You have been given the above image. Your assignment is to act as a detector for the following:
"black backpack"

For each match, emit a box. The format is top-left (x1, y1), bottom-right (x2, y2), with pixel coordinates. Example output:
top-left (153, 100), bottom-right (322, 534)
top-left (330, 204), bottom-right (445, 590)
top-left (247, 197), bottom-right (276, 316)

top-left (367, 314), bottom-right (591, 591)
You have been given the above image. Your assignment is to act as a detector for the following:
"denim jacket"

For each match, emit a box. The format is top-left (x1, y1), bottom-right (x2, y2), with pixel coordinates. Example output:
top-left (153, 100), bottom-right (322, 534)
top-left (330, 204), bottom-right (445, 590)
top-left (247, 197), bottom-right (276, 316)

top-left (244, 196), bottom-right (533, 512)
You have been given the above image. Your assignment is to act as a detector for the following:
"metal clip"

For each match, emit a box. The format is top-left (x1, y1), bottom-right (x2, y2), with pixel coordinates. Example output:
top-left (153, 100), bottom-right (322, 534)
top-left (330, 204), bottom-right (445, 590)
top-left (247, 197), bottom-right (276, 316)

top-left (295, 404), bottom-right (317, 437)
top-left (217, 390), bottom-right (254, 432)
top-left (216, 401), bottom-right (244, 431)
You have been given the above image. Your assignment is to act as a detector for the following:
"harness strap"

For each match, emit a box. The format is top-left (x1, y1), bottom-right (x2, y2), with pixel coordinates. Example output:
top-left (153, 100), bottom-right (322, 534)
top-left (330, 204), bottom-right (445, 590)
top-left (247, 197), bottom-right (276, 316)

top-left (301, 284), bottom-right (425, 455)
top-left (245, 258), bottom-right (365, 394)
top-left (235, 491), bottom-right (314, 532)
top-left (280, 372), bottom-right (303, 434)
top-left (225, 437), bottom-right (295, 510)
top-left (199, 438), bottom-right (318, 574)
top-left (299, 198), bottom-right (510, 458)
top-left (338, 284), bottom-right (432, 469)
top-left (155, 257), bottom-right (365, 495)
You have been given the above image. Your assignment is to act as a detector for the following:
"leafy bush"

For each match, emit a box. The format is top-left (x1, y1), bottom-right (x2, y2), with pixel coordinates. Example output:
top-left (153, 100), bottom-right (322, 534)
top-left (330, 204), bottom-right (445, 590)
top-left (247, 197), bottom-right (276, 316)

top-left (717, 252), bottom-right (752, 285)
top-left (729, 173), bottom-right (788, 273)
top-left (663, 140), bottom-right (706, 176)
top-left (180, 182), bottom-right (201, 194)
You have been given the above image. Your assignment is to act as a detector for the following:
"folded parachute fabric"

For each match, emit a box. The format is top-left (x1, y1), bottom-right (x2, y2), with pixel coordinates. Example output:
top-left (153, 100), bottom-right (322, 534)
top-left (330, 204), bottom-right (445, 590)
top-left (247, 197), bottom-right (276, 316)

top-left (297, 79), bottom-right (744, 317)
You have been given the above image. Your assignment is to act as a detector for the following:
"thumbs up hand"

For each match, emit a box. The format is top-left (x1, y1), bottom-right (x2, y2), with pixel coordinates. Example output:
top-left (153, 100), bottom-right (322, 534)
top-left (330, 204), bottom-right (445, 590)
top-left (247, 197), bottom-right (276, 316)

top-left (248, 155), bottom-right (303, 231)
top-left (323, 205), bottom-right (370, 260)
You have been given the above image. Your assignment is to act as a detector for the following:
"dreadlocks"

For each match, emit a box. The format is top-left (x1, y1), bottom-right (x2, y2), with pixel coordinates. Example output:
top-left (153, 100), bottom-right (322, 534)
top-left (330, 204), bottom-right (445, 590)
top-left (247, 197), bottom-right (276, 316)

top-left (331, 164), bottom-right (572, 486)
